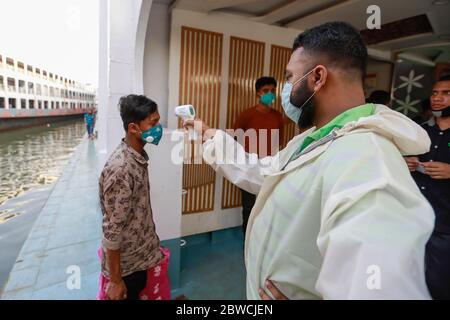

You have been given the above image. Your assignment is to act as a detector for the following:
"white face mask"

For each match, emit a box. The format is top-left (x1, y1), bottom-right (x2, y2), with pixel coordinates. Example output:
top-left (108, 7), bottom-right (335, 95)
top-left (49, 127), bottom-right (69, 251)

top-left (281, 68), bottom-right (317, 123)
top-left (432, 106), bottom-right (450, 117)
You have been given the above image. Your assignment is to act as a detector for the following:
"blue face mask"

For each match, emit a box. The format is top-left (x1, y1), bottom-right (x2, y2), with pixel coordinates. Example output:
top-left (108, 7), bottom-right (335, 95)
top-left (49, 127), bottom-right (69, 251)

top-left (281, 68), bottom-right (317, 123)
top-left (260, 92), bottom-right (276, 106)
top-left (140, 124), bottom-right (163, 145)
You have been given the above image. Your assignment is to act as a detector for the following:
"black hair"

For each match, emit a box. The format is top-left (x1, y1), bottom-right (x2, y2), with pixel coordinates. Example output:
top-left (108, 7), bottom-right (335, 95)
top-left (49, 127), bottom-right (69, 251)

top-left (438, 74), bottom-right (450, 82)
top-left (367, 90), bottom-right (391, 105)
top-left (292, 21), bottom-right (368, 82)
top-left (255, 77), bottom-right (277, 92)
top-left (118, 94), bottom-right (158, 131)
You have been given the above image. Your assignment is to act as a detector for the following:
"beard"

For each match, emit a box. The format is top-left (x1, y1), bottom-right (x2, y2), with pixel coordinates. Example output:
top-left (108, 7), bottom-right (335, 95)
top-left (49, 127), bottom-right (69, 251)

top-left (291, 80), bottom-right (315, 129)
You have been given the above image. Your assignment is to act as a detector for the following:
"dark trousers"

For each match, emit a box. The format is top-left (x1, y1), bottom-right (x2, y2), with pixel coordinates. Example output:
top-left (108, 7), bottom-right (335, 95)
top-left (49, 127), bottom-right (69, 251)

top-left (240, 188), bottom-right (256, 240)
top-left (86, 124), bottom-right (94, 136)
top-left (425, 231), bottom-right (450, 300)
top-left (122, 270), bottom-right (147, 300)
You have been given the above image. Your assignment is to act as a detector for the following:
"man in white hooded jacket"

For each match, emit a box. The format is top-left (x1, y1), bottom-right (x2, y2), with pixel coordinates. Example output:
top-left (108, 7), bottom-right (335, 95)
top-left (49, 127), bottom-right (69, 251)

top-left (184, 22), bottom-right (434, 299)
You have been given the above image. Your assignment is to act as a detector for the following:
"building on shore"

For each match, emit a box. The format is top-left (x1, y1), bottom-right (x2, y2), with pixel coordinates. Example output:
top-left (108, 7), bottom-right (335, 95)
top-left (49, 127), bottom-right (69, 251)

top-left (0, 54), bottom-right (97, 131)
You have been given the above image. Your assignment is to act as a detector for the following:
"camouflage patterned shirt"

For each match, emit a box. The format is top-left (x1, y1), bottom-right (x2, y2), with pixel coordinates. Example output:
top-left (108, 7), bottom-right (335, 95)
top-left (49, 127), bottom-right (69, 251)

top-left (99, 140), bottom-right (162, 278)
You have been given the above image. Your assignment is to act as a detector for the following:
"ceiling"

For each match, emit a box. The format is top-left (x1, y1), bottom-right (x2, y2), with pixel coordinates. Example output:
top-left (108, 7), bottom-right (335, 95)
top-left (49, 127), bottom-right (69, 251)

top-left (171, 0), bottom-right (450, 63)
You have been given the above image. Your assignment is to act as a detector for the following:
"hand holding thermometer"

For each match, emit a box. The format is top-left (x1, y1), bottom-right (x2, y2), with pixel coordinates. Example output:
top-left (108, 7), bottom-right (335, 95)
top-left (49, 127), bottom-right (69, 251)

top-left (175, 105), bottom-right (198, 140)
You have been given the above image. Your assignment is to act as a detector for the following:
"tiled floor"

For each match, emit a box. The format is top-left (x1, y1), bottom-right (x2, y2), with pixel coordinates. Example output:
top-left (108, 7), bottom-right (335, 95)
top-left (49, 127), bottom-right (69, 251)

top-left (1, 139), bottom-right (102, 300)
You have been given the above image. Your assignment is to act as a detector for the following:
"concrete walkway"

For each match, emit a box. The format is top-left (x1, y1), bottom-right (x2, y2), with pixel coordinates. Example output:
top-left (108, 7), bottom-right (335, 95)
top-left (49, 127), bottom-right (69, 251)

top-left (1, 139), bottom-right (101, 299)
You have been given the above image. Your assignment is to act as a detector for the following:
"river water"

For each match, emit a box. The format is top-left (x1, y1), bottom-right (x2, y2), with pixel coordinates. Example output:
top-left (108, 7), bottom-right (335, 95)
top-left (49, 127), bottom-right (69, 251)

top-left (0, 119), bottom-right (86, 222)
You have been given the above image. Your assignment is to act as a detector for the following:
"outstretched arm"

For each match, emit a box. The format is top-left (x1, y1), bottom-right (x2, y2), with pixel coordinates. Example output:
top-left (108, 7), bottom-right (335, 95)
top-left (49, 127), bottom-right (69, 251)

top-left (184, 119), bottom-right (267, 194)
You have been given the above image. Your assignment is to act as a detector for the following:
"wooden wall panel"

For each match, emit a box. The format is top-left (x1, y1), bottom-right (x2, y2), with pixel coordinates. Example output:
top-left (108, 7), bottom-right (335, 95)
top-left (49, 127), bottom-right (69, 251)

top-left (179, 26), bottom-right (223, 214)
top-left (221, 37), bottom-right (265, 209)
top-left (269, 45), bottom-right (297, 149)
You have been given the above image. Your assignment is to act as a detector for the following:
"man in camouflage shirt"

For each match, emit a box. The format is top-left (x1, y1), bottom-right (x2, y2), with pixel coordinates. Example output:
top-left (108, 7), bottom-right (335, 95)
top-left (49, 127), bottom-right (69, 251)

top-left (99, 94), bottom-right (164, 300)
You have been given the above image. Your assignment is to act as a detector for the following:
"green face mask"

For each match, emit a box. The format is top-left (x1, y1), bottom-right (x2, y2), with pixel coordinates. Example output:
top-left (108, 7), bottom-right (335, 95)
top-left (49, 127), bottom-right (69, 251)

top-left (260, 92), bottom-right (276, 106)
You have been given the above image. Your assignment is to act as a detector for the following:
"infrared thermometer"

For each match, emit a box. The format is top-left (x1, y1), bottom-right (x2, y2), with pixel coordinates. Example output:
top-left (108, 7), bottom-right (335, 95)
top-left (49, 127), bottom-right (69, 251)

top-left (175, 105), bottom-right (198, 140)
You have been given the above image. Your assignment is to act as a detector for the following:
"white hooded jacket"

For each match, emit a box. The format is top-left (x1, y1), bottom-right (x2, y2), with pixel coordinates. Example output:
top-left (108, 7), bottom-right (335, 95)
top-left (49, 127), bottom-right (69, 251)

top-left (202, 104), bottom-right (435, 299)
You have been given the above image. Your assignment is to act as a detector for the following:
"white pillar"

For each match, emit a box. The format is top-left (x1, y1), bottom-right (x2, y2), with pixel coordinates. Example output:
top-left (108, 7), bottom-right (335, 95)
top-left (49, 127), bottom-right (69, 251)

top-left (97, 0), bottom-right (109, 171)
top-left (98, 0), bottom-right (154, 166)
top-left (142, 1), bottom-right (170, 126)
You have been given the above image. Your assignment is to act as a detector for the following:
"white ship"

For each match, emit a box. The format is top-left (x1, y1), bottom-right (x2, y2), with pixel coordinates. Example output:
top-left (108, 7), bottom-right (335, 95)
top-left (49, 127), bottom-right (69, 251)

top-left (0, 53), bottom-right (97, 131)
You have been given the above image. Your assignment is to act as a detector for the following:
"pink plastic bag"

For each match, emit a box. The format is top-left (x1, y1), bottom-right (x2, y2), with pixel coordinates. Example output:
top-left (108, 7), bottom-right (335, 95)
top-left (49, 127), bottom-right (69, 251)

top-left (97, 247), bottom-right (171, 300)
